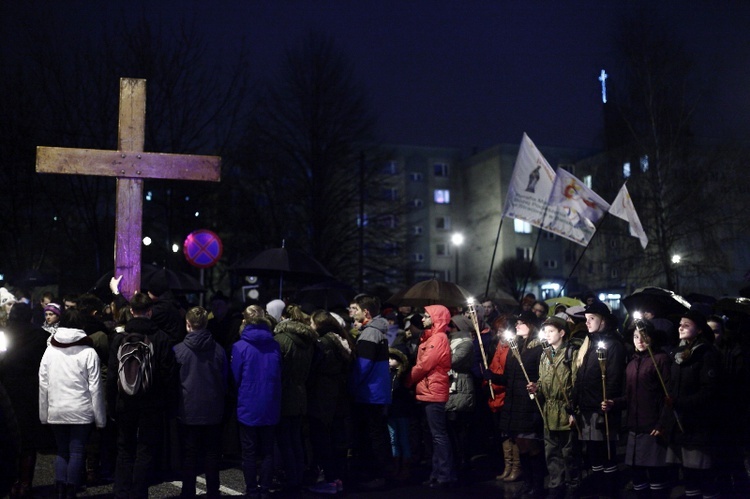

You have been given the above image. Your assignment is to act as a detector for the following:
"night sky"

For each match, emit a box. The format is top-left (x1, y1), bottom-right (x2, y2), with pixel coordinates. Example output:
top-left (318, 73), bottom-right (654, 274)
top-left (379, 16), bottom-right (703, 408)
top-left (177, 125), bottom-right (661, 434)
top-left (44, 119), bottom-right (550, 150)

top-left (2, 1), bottom-right (749, 152)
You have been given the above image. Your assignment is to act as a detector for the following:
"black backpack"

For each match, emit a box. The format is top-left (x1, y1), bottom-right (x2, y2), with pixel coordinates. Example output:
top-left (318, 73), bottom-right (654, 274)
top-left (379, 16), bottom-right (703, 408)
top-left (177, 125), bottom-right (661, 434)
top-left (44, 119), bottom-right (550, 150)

top-left (117, 332), bottom-right (154, 396)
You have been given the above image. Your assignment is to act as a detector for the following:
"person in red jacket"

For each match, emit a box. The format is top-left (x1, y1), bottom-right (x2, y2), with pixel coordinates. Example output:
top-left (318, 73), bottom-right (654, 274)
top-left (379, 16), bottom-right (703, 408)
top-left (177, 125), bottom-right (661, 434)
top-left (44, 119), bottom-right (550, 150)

top-left (406, 304), bottom-right (455, 488)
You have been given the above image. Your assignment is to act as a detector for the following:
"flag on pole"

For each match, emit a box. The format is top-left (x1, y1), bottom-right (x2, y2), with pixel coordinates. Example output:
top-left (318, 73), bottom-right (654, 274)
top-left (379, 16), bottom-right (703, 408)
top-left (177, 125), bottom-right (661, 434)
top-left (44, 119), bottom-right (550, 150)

top-left (541, 168), bottom-right (610, 246)
top-left (609, 183), bottom-right (648, 249)
top-left (502, 133), bottom-right (556, 228)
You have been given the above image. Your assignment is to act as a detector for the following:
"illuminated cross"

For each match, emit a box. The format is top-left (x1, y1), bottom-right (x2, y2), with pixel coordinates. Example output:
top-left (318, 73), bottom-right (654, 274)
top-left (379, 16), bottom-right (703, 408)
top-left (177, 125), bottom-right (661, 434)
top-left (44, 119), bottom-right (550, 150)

top-left (36, 78), bottom-right (221, 299)
top-left (599, 69), bottom-right (608, 103)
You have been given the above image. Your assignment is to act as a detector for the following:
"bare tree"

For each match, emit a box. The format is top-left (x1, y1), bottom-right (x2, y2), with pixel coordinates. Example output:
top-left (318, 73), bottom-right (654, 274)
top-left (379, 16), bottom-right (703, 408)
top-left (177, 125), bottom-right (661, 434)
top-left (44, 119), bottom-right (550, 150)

top-left (224, 33), bottom-right (407, 290)
top-left (493, 257), bottom-right (540, 302)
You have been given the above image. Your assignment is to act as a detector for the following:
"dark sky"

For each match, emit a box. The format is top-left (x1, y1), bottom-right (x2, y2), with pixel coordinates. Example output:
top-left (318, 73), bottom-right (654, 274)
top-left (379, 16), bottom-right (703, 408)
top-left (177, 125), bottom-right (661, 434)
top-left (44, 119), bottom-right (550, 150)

top-left (3, 1), bottom-right (749, 152)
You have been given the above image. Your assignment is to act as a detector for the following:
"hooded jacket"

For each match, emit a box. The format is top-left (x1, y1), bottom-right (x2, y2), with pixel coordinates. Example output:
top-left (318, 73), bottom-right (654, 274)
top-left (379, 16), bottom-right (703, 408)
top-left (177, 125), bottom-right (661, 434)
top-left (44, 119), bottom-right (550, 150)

top-left (407, 305), bottom-right (452, 403)
top-left (173, 328), bottom-right (228, 425)
top-left (350, 315), bottom-right (391, 404)
top-left (231, 322), bottom-right (282, 426)
top-left (39, 326), bottom-right (105, 428)
top-left (274, 319), bottom-right (317, 417)
top-left (445, 315), bottom-right (475, 413)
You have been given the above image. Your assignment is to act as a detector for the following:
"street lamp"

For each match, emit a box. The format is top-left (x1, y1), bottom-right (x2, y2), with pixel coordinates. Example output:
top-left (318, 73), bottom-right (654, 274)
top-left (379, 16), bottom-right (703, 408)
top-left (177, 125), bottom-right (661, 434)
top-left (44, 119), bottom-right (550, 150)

top-left (671, 254), bottom-right (681, 292)
top-left (451, 232), bottom-right (464, 283)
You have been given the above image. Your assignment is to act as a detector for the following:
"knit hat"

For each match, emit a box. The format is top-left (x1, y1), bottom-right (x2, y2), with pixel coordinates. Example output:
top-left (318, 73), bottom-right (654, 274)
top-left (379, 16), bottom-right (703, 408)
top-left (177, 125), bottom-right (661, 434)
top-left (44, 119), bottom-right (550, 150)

top-left (266, 299), bottom-right (286, 322)
top-left (44, 302), bottom-right (62, 317)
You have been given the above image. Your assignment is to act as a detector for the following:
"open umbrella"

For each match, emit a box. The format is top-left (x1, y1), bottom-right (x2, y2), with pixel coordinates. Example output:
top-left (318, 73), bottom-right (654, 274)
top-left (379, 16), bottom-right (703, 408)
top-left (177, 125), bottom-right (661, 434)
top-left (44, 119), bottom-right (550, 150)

top-left (231, 247), bottom-right (333, 299)
top-left (622, 286), bottom-right (691, 317)
top-left (388, 279), bottom-right (474, 308)
top-left (94, 264), bottom-right (204, 294)
top-left (545, 296), bottom-right (584, 316)
top-left (294, 279), bottom-right (355, 311)
top-left (714, 297), bottom-right (750, 316)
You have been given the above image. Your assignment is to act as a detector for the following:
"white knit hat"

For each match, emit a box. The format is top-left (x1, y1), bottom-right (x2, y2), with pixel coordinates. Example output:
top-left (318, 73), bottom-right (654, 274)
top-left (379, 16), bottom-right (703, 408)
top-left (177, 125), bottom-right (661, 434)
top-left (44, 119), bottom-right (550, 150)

top-left (0, 287), bottom-right (16, 307)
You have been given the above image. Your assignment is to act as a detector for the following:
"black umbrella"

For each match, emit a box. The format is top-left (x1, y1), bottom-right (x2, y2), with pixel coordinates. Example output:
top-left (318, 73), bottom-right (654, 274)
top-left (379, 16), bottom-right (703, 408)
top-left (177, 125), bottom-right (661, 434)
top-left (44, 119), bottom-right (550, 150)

top-left (622, 286), bottom-right (691, 317)
top-left (714, 297), bottom-right (750, 316)
top-left (388, 279), bottom-right (474, 308)
top-left (232, 247), bottom-right (333, 299)
top-left (94, 264), bottom-right (204, 294)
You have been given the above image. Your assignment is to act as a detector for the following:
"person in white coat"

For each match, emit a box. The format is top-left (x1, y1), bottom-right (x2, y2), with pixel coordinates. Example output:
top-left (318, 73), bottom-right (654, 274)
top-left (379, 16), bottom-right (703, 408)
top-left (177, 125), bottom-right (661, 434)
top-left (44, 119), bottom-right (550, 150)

top-left (39, 309), bottom-right (105, 499)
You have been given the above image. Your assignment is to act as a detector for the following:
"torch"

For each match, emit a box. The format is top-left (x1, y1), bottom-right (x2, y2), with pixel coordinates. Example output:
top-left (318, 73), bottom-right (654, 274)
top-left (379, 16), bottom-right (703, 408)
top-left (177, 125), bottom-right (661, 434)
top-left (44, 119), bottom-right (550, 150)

top-left (506, 330), bottom-right (546, 426)
top-left (540, 334), bottom-right (581, 438)
top-left (597, 341), bottom-right (611, 460)
top-left (633, 311), bottom-right (684, 433)
top-left (466, 298), bottom-right (494, 400)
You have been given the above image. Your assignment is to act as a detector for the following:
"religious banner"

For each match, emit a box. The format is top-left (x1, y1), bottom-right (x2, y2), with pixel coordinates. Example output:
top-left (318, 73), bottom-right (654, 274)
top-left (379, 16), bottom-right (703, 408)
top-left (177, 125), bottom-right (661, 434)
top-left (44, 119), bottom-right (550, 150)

top-left (609, 183), bottom-right (648, 249)
top-left (501, 133), bottom-right (556, 227)
top-left (541, 167), bottom-right (610, 246)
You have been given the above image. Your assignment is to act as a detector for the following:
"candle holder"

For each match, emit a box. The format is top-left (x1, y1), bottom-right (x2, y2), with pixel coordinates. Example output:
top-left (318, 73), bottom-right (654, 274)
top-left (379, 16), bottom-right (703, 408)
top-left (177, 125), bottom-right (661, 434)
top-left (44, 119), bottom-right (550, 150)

top-left (467, 298), bottom-right (494, 400)
top-left (597, 341), bottom-right (611, 460)
top-left (506, 330), bottom-right (546, 426)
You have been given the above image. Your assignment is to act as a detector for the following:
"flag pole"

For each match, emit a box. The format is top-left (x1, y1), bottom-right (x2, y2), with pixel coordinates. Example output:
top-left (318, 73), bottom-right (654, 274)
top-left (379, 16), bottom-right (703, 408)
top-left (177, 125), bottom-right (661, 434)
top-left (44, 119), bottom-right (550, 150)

top-left (520, 204), bottom-right (550, 298)
top-left (557, 212), bottom-right (610, 297)
top-left (484, 217), bottom-right (505, 299)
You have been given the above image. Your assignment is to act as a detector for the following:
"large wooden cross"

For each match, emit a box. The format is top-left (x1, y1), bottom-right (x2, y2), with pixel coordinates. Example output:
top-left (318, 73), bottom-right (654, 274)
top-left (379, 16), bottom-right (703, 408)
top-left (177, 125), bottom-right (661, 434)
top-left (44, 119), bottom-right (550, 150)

top-left (36, 78), bottom-right (221, 299)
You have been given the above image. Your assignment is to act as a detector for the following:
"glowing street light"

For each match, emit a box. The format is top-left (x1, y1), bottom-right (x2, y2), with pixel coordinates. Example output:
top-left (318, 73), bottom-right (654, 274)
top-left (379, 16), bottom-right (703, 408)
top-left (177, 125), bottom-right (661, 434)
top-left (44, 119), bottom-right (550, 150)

top-left (451, 232), bottom-right (464, 283)
top-left (671, 254), bottom-right (681, 264)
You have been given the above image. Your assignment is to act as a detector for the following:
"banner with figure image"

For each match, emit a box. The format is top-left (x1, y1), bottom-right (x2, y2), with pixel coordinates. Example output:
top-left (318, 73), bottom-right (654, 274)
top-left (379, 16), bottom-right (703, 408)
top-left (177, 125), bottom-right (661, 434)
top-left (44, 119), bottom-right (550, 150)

top-left (541, 167), bottom-right (610, 246)
top-left (501, 133), bottom-right (556, 228)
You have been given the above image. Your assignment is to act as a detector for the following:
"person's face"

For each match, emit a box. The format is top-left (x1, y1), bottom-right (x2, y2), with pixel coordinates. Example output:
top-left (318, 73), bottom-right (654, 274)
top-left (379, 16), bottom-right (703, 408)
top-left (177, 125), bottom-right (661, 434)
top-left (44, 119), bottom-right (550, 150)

top-left (521, 301), bottom-right (532, 312)
top-left (532, 304), bottom-right (546, 318)
top-left (679, 318), bottom-right (700, 341)
top-left (633, 330), bottom-right (649, 352)
top-left (349, 304), bottom-right (366, 323)
top-left (41, 296), bottom-right (51, 307)
top-left (642, 310), bottom-right (655, 320)
top-left (586, 297), bottom-right (595, 306)
top-left (3, 302), bottom-right (13, 314)
top-left (44, 311), bottom-right (59, 325)
top-left (543, 325), bottom-right (564, 347)
top-left (707, 320), bottom-right (722, 340)
top-left (482, 301), bottom-right (494, 313)
top-left (64, 300), bottom-right (76, 310)
top-left (515, 320), bottom-right (530, 338)
top-left (422, 313), bottom-right (433, 329)
top-left (398, 306), bottom-right (412, 315)
top-left (585, 313), bottom-right (604, 333)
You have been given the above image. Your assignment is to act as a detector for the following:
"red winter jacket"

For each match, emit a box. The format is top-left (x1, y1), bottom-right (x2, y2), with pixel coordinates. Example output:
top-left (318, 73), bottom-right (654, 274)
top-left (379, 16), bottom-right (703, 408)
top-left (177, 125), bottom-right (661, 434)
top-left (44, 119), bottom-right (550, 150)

top-left (407, 305), bottom-right (452, 403)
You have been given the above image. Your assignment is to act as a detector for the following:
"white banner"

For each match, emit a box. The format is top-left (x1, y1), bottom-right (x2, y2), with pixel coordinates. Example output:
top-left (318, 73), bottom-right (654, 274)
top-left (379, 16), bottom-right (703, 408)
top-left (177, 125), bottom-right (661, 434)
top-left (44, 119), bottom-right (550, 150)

top-left (609, 183), bottom-right (648, 249)
top-left (541, 168), bottom-right (610, 246)
top-left (501, 133), bottom-right (556, 228)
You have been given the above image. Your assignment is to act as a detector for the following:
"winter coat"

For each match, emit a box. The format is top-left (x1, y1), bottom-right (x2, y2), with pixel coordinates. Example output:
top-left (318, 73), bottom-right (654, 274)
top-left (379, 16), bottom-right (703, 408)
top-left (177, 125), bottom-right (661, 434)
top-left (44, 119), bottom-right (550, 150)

top-left (487, 342), bottom-right (510, 413)
top-left (39, 327), bottom-right (105, 428)
top-left (660, 339), bottom-right (720, 448)
top-left (0, 320), bottom-right (48, 446)
top-left (350, 315), bottom-right (391, 404)
top-left (537, 342), bottom-right (574, 431)
top-left (446, 330), bottom-right (475, 413)
top-left (173, 328), bottom-right (228, 425)
top-left (407, 305), bottom-right (452, 403)
top-left (231, 323), bottom-right (282, 426)
top-left (106, 316), bottom-right (177, 415)
top-left (388, 348), bottom-right (416, 418)
top-left (274, 319), bottom-right (317, 417)
top-left (82, 315), bottom-right (111, 383)
top-left (571, 330), bottom-right (626, 423)
top-left (612, 349), bottom-right (671, 433)
top-left (307, 331), bottom-right (353, 425)
top-left (497, 337), bottom-right (544, 433)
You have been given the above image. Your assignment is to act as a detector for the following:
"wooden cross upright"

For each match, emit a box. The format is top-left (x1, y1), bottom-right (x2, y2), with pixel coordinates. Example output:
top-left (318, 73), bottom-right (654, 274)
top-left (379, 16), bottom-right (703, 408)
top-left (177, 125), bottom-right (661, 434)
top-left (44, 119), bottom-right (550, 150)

top-left (36, 78), bottom-right (221, 299)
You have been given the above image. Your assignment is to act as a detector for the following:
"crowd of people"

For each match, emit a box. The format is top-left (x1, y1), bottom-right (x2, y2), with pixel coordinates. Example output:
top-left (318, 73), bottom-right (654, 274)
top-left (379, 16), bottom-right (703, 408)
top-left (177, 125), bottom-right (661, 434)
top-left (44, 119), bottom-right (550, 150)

top-left (0, 281), bottom-right (748, 499)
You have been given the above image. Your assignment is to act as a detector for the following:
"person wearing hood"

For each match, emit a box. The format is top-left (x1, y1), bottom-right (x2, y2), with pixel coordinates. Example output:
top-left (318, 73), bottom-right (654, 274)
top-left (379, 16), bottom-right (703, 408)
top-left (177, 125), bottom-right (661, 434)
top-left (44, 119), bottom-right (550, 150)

top-left (348, 294), bottom-right (393, 489)
top-left (231, 307), bottom-right (282, 499)
top-left (39, 308), bottom-right (106, 499)
top-left (273, 304), bottom-right (318, 491)
top-left (445, 314), bottom-right (476, 481)
top-left (173, 306), bottom-right (228, 499)
top-left (570, 301), bottom-right (625, 498)
top-left (406, 304), bottom-right (455, 488)
top-left (656, 309), bottom-right (721, 498)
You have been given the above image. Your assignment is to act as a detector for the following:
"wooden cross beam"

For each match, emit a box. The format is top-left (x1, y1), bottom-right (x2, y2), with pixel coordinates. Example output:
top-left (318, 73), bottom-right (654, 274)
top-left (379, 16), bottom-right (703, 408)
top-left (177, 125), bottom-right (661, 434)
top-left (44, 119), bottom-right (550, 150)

top-left (36, 78), bottom-right (221, 299)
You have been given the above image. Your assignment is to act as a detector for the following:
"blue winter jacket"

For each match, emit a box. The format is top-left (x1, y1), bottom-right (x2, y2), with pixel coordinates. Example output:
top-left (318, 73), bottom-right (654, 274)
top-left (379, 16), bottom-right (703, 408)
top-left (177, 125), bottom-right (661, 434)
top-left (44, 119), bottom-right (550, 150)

top-left (173, 328), bottom-right (228, 425)
top-left (349, 316), bottom-right (391, 404)
top-left (231, 323), bottom-right (282, 426)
